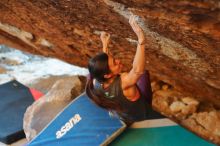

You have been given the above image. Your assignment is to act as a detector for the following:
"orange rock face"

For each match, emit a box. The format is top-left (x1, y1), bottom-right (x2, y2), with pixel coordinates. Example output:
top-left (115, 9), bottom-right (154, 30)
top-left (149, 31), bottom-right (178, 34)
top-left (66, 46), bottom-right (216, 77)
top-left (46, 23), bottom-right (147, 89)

top-left (0, 0), bottom-right (219, 131)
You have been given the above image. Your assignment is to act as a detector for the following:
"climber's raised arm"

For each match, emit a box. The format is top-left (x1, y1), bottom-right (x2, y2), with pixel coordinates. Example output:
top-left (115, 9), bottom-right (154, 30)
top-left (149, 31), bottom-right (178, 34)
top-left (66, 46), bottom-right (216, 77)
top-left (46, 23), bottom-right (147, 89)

top-left (122, 15), bottom-right (146, 89)
top-left (100, 31), bottom-right (110, 54)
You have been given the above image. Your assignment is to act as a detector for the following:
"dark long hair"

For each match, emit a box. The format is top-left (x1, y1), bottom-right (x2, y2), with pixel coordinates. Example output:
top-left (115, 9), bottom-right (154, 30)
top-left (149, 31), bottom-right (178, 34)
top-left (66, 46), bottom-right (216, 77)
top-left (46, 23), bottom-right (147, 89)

top-left (86, 53), bottom-right (123, 112)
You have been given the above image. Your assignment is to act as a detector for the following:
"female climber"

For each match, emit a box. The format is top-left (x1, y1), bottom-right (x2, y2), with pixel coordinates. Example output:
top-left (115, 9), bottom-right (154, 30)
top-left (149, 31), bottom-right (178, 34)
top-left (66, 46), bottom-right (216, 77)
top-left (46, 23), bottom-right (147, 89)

top-left (86, 15), bottom-right (156, 125)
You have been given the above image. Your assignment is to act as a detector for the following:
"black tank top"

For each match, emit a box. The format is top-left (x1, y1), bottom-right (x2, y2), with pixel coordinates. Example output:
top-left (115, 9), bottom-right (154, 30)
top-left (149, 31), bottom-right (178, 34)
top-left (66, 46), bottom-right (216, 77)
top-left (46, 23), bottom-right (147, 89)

top-left (97, 75), bottom-right (151, 123)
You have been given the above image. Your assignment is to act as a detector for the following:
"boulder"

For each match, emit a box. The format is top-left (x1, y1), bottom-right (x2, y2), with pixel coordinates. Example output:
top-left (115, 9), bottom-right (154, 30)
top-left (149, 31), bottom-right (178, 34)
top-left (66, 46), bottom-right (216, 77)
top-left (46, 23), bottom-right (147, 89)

top-left (0, 0), bottom-right (219, 109)
top-left (152, 80), bottom-right (220, 144)
top-left (0, 65), bottom-right (7, 74)
top-left (23, 75), bottom-right (86, 141)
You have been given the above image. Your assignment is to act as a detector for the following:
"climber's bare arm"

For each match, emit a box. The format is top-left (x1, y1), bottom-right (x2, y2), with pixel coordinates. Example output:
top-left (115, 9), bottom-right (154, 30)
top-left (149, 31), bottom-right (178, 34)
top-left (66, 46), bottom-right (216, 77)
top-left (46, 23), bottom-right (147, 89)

top-left (100, 32), bottom-right (110, 54)
top-left (122, 15), bottom-right (146, 89)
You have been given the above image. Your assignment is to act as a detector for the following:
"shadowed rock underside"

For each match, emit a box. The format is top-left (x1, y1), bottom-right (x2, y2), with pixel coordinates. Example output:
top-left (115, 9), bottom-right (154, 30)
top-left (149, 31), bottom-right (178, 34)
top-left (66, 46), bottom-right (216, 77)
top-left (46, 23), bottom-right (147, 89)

top-left (0, 0), bottom-right (219, 144)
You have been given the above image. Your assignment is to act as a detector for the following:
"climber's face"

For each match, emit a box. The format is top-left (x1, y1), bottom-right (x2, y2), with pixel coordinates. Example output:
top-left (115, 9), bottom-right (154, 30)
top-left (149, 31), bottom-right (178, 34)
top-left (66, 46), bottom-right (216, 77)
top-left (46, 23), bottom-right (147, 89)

top-left (108, 55), bottom-right (122, 75)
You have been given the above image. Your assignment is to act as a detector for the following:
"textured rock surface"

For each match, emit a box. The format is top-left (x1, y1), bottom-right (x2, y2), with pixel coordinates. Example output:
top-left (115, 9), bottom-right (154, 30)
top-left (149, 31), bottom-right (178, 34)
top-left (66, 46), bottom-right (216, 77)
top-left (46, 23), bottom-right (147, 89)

top-left (23, 76), bottom-right (85, 141)
top-left (0, 0), bottom-right (219, 107)
top-left (27, 75), bottom-right (87, 94)
top-left (0, 65), bottom-right (6, 74)
top-left (0, 0), bottom-right (219, 144)
top-left (152, 80), bottom-right (220, 144)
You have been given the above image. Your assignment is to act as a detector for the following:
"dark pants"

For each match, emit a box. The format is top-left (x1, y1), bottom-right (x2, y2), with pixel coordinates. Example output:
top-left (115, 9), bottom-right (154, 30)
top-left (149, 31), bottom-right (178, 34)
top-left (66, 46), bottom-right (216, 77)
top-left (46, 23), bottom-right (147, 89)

top-left (137, 71), bottom-right (165, 120)
top-left (137, 70), bottom-right (152, 105)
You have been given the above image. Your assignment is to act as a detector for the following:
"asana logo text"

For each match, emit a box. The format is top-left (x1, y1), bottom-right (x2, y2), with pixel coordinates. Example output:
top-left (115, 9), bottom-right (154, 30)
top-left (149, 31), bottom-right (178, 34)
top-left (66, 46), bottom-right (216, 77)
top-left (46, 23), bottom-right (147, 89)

top-left (56, 114), bottom-right (82, 139)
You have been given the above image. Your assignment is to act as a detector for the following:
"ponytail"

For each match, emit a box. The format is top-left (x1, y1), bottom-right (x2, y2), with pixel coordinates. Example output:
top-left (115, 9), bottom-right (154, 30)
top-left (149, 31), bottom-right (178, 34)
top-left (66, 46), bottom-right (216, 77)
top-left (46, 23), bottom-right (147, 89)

top-left (86, 75), bottom-right (124, 112)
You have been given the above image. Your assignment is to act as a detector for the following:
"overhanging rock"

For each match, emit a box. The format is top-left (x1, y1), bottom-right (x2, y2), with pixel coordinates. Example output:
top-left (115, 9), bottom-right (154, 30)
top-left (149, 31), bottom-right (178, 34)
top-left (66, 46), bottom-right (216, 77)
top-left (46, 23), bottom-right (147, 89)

top-left (0, 0), bottom-right (219, 143)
